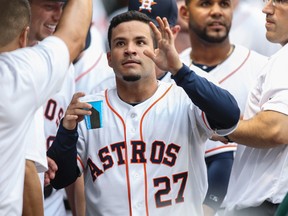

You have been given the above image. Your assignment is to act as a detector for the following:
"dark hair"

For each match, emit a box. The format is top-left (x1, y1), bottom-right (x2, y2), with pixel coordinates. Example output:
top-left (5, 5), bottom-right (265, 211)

top-left (0, 0), bottom-right (31, 47)
top-left (107, 10), bottom-right (157, 49)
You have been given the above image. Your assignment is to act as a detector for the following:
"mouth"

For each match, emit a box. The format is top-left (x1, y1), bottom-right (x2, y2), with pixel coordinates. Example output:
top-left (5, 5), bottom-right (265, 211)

top-left (266, 18), bottom-right (275, 25)
top-left (209, 21), bottom-right (224, 27)
top-left (265, 18), bottom-right (275, 29)
top-left (122, 59), bottom-right (141, 66)
top-left (45, 24), bottom-right (57, 32)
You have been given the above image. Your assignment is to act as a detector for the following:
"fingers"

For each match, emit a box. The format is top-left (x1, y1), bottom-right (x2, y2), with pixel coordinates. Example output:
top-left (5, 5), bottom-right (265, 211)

top-left (149, 20), bottom-right (161, 42)
top-left (143, 48), bottom-right (157, 62)
top-left (155, 17), bottom-right (173, 43)
top-left (63, 92), bottom-right (92, 130)
top-left (44, 157), bottom-right (58, 186)
top-left (47, 157), bottom-right (58, 173)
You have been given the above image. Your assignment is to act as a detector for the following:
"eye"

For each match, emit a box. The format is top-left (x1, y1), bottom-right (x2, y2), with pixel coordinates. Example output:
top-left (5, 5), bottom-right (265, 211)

top-left (279, 0), bottom-right (288, 3)
top-left (220, 0), bottom-right (231, 8)
top-left (44, 4), bottom-right (54, 11)
top-left (137, 40), bottom-right (146, 46)
top-left (115, 41), bottom-right (125, 47)
top-left (200, 0), bottom-right (211, 7)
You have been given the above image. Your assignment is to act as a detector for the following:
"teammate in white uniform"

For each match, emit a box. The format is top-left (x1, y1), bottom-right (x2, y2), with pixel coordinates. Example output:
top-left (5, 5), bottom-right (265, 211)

top-left (24, 1), bottom-right (76, 215)
top-left (177, 1), bottom-right (268, 214)
top-left (0, 0), bottom-right (92, 215)
top-left (47, 11), bottom-right (240, 216)
top-left (216, 1), bottom-right (288, 215)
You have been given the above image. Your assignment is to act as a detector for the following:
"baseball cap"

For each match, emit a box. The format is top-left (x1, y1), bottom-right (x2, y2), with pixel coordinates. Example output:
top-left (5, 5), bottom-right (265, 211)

top-left (128, 0), bottom-right (178, 27)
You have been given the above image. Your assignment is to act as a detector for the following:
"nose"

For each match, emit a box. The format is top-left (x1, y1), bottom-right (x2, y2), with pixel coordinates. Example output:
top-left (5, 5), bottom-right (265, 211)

top-left (53, 5), bottom-right (63, 21)
top-left (209, 3), bottom-right (224, 17)
top-left (124, 43), bottom-right (137, 56)
top-left (262, 0), bottom-right (275, 15)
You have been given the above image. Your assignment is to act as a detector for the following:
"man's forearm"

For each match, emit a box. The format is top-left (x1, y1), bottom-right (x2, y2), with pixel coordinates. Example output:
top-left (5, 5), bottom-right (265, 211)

top-left (173, 64), bottom-right (240, 130)
top-left (47, 121), bottom-right (80, 189)
top-left (23, 160), bottom-right (44, 216)
top-left (228, 110), bottom-right (288, 148)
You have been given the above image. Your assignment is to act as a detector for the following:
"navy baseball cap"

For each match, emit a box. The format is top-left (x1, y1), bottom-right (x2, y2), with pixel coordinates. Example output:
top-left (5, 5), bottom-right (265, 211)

top-left (128, 0), bottom-right (178, 27)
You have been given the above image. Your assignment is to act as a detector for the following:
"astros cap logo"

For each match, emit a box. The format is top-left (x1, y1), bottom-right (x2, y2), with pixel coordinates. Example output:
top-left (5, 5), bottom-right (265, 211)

top-left (139, 0), bottom-right (157, 12)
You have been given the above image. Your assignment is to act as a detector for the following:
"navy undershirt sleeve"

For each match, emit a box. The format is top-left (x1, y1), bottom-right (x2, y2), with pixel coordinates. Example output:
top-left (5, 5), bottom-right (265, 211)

top-left (47, 120), bottom-right (80, 189)
top-left (172, 64), bottom-right (240, 129)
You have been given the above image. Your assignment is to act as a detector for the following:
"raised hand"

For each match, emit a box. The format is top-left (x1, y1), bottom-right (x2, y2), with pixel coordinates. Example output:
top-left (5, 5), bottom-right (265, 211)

top-left (144, 17), bottom-right (183, 75)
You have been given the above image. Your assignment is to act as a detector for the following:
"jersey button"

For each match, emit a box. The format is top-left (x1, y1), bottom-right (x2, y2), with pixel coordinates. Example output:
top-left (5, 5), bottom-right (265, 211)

top-left (130, 113), bottom-right (136, 118)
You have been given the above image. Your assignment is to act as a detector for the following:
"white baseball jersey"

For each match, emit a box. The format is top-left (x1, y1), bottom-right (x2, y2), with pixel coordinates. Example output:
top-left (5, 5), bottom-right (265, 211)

top-left (222, 44), bottom-right (288, 213)
top-left (43, 65), bottom-right (75, 216)
top-left (25, 107), bottom-right (47, 172)
top-left (0, 36), bottom-right (69, 216)
top-left (76, 81), bottom-right (236, 216)
top-left (74, 25), bottom-right (115, 94)
top-left (180, 45), bottom-right (267, 157)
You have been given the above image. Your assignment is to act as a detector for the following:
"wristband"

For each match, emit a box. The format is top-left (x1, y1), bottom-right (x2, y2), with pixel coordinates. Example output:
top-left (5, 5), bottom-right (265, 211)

top-left (224, 135), bottom-right (234, 143)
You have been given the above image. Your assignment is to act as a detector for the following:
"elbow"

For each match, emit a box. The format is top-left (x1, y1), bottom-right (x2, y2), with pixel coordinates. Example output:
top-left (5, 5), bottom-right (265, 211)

top-left (269, 128), bottom-right (288, 146)
top-left (222, 93), bottom-right (241, 129)
top-left (223, 106), bottom-right (241, 129)
top-left (230, 106), bottom-right (241, 127)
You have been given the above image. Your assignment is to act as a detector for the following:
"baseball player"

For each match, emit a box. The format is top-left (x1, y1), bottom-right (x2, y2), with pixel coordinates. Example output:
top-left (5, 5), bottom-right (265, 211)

top-left (47, 11), bottom-right (240, 216)
top-left (216, 0), bottom-right (288, 215)
top-left (178, 0), bottom-right (268, 214)
top-left (0, 0), bottom-right (92, 215)
top-left (23, 0), bottom-right (76, 215)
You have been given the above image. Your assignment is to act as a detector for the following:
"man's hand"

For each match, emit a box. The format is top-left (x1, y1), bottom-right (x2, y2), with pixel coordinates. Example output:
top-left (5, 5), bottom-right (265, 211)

top-left (144, 17), bottom-right (183, 75)
top-left (210, 134), bottom-right (230, 144)
top-left (63, 92), bottom-right (92, 130)
top-left (44, 157), bottom-right (58, 186)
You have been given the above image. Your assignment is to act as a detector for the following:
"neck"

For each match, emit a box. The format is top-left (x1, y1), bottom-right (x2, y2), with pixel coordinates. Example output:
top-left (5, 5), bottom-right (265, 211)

top-left (190, 43), bottom-right (234, 67)
top-left (116, 78), bottom-right (159, 104)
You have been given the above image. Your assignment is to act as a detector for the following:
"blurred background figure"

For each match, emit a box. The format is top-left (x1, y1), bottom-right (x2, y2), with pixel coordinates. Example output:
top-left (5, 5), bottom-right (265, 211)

top-left (230, 0), bottom-right (281, 56)
top-left (175, 0), bottom-right (190, 53)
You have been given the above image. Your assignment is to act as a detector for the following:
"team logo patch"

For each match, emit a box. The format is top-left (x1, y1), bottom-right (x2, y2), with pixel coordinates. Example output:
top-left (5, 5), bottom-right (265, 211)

top-left (138, 0), bottom-right (157, 12)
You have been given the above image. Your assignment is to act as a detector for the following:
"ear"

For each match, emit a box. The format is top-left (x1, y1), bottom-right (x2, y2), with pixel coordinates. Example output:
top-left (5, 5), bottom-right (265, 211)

top-left (171, 25), bottom-right (181, 39)
top-left (19, 26), bottom-right (30, 48)
top-left (179, 5), bottom-right (189, 24)
top-left (106, 52), bottom-right (113, 68)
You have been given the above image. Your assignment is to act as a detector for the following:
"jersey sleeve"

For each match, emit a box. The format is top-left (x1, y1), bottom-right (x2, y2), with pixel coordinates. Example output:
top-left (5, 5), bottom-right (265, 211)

top-left (25, 108), bottom-right (48, 172)
top-left (172, 64), bottom-right (240, 134)
top-left (260, 49), bottom-right (288, 115)
top-left (0, 36), bottom-right (70, 116)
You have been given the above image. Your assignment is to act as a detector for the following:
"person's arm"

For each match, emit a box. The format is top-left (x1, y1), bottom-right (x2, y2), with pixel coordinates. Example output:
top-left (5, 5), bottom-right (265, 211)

top-left (47, 92), bottom-right (92, 189)
top-left (47, 121), bottom-right (79, 189)
top-left (225, 110), bottom-right (288, 148)
top-left (172, 64), bottom-right (239, 129)
top-left (65, 175), bottom-right (86, 216)
top-left (53, 0), bottom-right (92, 62)
top-left (22, 160), bottom-right (44, 216)
top-left (145, 17), bottom-right (240, 130)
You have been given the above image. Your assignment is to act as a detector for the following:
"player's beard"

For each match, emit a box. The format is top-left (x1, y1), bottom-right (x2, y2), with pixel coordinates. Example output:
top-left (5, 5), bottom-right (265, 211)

top-left (122, 75), bottom-right (141, 82)
top-left (190, 23), bottom-right (230, 43)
